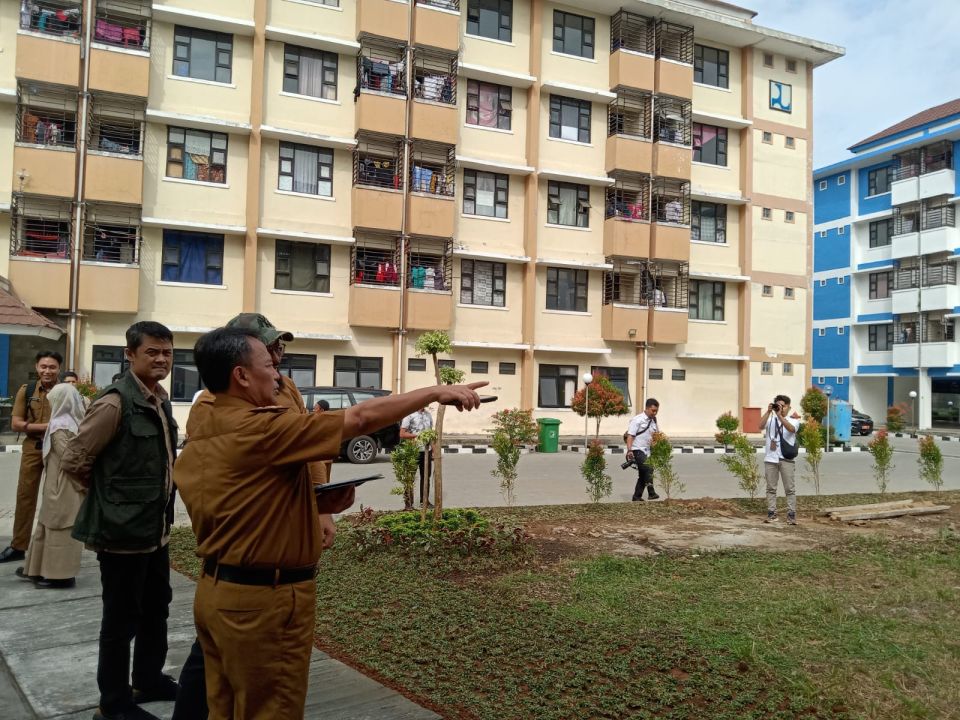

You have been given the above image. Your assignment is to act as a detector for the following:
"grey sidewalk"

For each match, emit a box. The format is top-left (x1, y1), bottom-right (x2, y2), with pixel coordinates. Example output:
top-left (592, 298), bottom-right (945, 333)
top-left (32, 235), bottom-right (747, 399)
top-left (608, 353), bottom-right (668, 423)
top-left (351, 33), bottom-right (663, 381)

top-left (0, 543), bottom-right (439, 720)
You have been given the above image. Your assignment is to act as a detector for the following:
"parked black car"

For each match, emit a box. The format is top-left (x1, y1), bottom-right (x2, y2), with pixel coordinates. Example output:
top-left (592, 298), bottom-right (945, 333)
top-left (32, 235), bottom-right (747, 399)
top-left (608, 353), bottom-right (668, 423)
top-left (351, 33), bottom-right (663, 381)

top-left (298, 386), bottom-right (401, 464)
top-left (851, 410), bottom-right (874, 436)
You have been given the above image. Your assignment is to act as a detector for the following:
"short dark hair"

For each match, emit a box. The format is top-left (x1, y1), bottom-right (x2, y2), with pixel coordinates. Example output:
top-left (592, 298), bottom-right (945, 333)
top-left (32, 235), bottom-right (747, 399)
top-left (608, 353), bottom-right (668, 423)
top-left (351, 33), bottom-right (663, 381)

top-left (645, 398), bottom-right (660, 409)
top-left (35, 350), bottom-right (63, 366)
top-left (776, 394), bottom-right (791, 405)
top-left (63, 371), bottom-right (79, 380)
top-left (317, 399), bottom-right (330, 411)
top-left (126, 321), bottom-right (173, 350)
top-left (194, 327), bottom-right (261, 393)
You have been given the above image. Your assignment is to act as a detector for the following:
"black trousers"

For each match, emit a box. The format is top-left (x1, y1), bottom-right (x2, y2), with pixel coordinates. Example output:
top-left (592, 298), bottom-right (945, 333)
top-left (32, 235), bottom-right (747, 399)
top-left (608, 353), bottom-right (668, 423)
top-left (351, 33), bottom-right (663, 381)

top-left (96, 545), bottom-right (172, 713)
top-left (418, 449), bottom-right (433, 504)
top-left (632, 455), bottom-right (654, 500)
top-left (171, 638), bottom-right (208, 720)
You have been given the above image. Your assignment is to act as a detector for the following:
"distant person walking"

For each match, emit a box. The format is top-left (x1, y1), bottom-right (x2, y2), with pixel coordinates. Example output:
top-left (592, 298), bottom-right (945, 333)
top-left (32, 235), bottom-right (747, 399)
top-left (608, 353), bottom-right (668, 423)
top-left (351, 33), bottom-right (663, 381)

top-left (400, 406), bottom-right (434, 507)
top-left (760, 394), bottom-right (800, 525)
top-left (626, 399), bottom-right (661, 501)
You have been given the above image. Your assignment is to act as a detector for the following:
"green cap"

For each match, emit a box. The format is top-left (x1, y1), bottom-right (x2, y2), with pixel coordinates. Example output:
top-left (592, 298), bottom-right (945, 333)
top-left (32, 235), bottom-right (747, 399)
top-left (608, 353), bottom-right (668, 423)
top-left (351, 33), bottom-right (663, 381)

top-left (226, 313), bottom-right (294, 346)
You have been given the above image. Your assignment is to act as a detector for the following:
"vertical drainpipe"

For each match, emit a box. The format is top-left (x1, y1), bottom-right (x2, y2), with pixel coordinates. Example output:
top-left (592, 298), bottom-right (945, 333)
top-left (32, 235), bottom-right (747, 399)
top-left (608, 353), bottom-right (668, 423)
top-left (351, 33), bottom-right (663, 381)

top-left (916, 157), bottom-right (923, 428)
top-left (395, 3), bottom-right (415, 394)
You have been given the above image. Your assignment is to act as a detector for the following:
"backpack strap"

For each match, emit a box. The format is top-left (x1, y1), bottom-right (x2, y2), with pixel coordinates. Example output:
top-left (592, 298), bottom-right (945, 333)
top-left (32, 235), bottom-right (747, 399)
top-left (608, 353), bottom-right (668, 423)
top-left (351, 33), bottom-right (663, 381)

top-left (24, 380), bottom-right (39, 423)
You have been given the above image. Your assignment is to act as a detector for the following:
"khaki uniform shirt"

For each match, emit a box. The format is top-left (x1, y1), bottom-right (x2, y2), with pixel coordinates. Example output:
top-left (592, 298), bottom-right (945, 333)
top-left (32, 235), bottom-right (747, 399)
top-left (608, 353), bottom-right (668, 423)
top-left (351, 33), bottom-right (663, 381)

top-left (13, 382), bottom-right (54, 452)
top-left (175, 394), bottom-right (344, 569)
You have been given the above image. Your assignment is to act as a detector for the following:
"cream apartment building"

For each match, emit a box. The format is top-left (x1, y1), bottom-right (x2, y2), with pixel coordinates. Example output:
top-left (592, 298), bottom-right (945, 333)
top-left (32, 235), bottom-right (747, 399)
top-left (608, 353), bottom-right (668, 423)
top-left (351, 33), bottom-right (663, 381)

top-left (0, 0), bottom-right (842, 434)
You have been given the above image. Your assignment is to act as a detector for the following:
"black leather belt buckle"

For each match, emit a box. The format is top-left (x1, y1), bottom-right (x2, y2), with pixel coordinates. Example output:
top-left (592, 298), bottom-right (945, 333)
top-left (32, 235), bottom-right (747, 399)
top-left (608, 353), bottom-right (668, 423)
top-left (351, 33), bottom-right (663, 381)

top-left (204, 560), bottom-right (316, 586)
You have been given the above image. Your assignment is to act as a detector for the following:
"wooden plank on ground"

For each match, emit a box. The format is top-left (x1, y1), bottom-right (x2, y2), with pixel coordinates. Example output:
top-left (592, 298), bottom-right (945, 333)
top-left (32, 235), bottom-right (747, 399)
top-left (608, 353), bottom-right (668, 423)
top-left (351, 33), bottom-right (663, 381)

top-left (830, 505), bottom-right (950, 521)
top-left (821, 499), bottom-right (916, 515)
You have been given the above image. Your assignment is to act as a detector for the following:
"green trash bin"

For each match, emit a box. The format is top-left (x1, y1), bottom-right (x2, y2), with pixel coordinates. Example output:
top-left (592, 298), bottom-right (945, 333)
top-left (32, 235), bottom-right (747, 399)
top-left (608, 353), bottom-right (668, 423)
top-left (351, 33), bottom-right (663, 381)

top-left (537, 418), bottom-right (561, 453)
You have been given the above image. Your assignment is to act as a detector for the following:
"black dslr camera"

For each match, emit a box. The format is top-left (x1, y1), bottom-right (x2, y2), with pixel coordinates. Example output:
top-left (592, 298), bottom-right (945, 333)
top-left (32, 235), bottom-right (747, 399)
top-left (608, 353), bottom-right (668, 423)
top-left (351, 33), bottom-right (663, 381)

top-left (621, 457), bottom-right (636, 470)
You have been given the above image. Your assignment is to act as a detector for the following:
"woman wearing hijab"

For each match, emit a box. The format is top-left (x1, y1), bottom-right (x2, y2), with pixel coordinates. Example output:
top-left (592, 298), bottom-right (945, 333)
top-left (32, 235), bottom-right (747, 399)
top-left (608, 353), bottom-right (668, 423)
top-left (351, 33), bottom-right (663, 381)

top-left (17, 383), bottom-right (87, 588)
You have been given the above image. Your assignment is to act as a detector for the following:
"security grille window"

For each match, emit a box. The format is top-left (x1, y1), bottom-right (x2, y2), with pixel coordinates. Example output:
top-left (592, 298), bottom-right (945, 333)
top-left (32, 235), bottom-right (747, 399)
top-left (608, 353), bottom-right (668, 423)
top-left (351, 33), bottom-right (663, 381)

top-left (648, 260), bottom-right (689, 309)
top-left (91, 346), bottom-right (129, 388)
top-left (895, 259), bottom-right (919, 291)
top-left (161, 230), bottom-right (223, 285)
top-left (460, 259), bottom-right (506, 307)
top-left (20, 1), bottom-right (82, 37)
top-left (414, 48), bottom-right (457, 105)
top-left (605, 172), bottom-right (650, 222)
top-left (782, 363), bottom-right (793, 375)
top-left (868, 324), bottom-right (894, 352)
top-left (351, 233), bottom-right (401, 287)
top-left (410, 142), bottom-right (455, 196)
top-left (762, 207), bottom-right (772, 220)
top-left (654, 20), bottom-right (693, 64)
top-left (693, 123), bottom-right (727, 165)
top-left (166, 127), bottom-right (227, 183)
top-left (763, 53), bottom-right (774, 68)
top-left (603, 260), bottom-right (654, 306)
top-left (694, 44), bottom-right (728, 88)
top-left (691, 201), bottom-right (726, 243)
top-left (538, 364), bottom-right (578, 408)
top-left (893, 204), bottom-right (920, 235)
top-left (784, 287), bottom-right (794, 299)
top-left (688, 280), bottom-right (724, 321)
top-left (94, 0), bottom-right (151, 50)
top-left (894, 316), bottom-right (922, 344)
top-left (83, 203), bottom-right (141, 264)
top-left (869, 219), bottom-right (893, 247)
top-left (652, 178), bottom-right (690, 225)
top-left (172, 350), bottom-right (202, 402)
top-left (547, 181), bottom-right (590, 227)
top-left (283, 45), bottom-right (338, 101)
top-left (553, 10), bottom-right (595, 59)
top-left (921, 198), bottom-right (955, 230)
top-left (653, 95), bottom-right (691, 145)
top-left (471, 361), bottom-right (489, 374)
top-left (358, 38), bottom-right (407, 96)
top-left (672, 369), bottom-right (686, 381)
top-left (923, 141), bottom-right (953, 174)
top-left (173, 26), bottom-right (233, 84)
top-left (591, 366), bottom-right (631, 405)
top-left (275, 240), bottom-right (331, 293)
top-left (278, 142), bottom-right (333, 196)
top-left (408, 358), bottom-right (427, 371)
top-left (868, 271), bottom-right (893, 300)
top-left (88, 91), bottom-right (145, 155)
top-left (549, 95), bottom-right (591, 143)
top-left (893, 149), bottom-right (920, 180)
top-left (465, 80), bottom-right (512, 130)
top-left (761, 362), bottom-right (772, 375)
top-left (16, 82), bottom-right (78, 148)
top-left (546, 267), bottom-right (588, 312)
top-left (785, 136), bottom-right (795, 148)
top-left (334, 356), bottom-right (383, 388)
top-left (607, 89), bottom-right (651, 139)
top-left (354, 132), bottom-right (404, 190)
top-left (924, 258), bottom-right (956, 287)
top-left (867, 166), bottom-right (892, 195)
top-left (407, 237), bottom-right (453, 291)
top-left (466, 0), bottom-right (512, 42)
top-left (649, 368), bottom-right (663, 380)
top-left (10, 195), bottom-right (73, 258)
top-left (278, 354), bottom-right (316, 388)
top-left (785, 211), bottom-right (795, 223)
top-left (610, 10), bottom-right (653, 54)
top-left (463, 170), bottom-right (508, 218)
top-left (786, 59), bottom-right (797, 73)
top-left (499, 362), bottom-right (516, 375)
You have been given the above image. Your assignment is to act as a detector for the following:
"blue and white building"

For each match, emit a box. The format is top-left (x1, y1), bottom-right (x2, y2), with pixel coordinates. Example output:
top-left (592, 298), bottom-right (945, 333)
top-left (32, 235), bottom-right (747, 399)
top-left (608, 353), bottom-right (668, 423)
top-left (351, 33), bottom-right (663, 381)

top-left (812, 99), bottom-right (960, 429)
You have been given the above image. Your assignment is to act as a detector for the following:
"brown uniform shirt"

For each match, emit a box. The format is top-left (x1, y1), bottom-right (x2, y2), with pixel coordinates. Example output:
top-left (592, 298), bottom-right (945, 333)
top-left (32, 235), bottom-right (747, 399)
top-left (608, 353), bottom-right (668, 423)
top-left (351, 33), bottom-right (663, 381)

top-left (175, 394), bottom-right (344, 569)
top-left (12, 382), bottom-right (54, 451)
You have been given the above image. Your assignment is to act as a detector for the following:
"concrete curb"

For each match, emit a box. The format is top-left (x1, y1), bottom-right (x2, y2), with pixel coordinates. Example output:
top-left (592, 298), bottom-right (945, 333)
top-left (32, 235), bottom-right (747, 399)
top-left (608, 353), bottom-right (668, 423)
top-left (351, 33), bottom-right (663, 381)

top-left (892, 432), bottom-right (960, 443)
top-left (442, 444), bottom-right (866, 455)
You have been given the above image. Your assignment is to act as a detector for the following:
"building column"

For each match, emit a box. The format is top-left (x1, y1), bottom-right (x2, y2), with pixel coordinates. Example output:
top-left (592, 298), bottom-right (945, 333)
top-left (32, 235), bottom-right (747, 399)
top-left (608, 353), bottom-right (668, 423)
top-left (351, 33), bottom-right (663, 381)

top-left (918, 369), bottom-right (933, 430)
top-left (242, 0), bottom-right (268, 311)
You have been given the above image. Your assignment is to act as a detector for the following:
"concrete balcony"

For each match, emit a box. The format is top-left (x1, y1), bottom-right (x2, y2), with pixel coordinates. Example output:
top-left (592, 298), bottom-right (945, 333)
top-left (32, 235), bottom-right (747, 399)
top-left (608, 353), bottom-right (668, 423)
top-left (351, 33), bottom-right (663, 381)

top-left (610, 51), bottom-right (654, 92)
top-left (654, 59), bottom-right (693, 100)
top-left (891, 168), bottom-right (955, 206)
top-left (406, 288), bottom-right (452, 330)
top-left (648, 306), bottom-right (688, 344)
top-left (605, 135), bottom-right (652, 175)
top-left (356, 92), bottom-right (407, 136)
top-left (890, 231), bottom-right (919, 260)
top-left (412, 3), bottom-right (460, 53)
top-left (357, 0), bottom-right (410, 41)
top-left (407, 193), bottom-right (455, 237)
top-left (653, 142), bottom-right (691, 179)
top-left (651, 223), bottom-right (690, 262)
top-left (78, 262), bottom-right (140, 313)
top-left (14, 145), bottom-right (76, 198)
top-left (352, 186), bottom-right (404, 232)
top-left (409, 101), bottom-right (458, 145)
top-left (15, 33), bottom-right (80, 87)
top-left (88, 46), bottom-right (150, 97)
top-left (8, 258), bottom-right (70, 309)
top-left (601, 303), bottom-right (649, 343)
top-left (348, 284), bottom-right (402, 327)
top-left (920, 225), bottom-right (959, 255)
top-left (893, 284), bottom-right (960, 314)
top-left (603, 218), bottom-right (650, 258)
top-left (891, 288), bottom-right (918, 315)
top-left (893, 342), bottom-right (959, 369)
top-left (84, 154), bottom-right (143, 204)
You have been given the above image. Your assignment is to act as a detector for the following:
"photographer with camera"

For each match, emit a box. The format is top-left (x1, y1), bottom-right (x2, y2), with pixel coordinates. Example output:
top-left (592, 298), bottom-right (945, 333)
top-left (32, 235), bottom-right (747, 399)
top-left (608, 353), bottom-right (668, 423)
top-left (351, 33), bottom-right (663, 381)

top-left (625, 398), bottom-right (661, 501)
top-left (759, 394), bottom-right (800, 525)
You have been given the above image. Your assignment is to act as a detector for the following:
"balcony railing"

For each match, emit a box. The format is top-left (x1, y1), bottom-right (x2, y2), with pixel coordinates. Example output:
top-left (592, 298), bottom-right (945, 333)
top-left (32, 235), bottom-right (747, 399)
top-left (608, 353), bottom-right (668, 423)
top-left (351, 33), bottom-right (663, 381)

top-left (896, 261), bottom-right (957, 290)
top-left (608, 89), bottom-right (651, 139)
top-left (922, 203), bottom-right (955, 230)
top-left (83, 203), bottom-right (141, 264)
top-left (413, 47), bottom-right (457, 104)
top-left (652, 178), bottom-right (690, 225)
top-left (893, 315), bottom-right (956, 344)
top-left (654, 20), bottom-right (693, 64)
top-left (415, 0), bottom-right (459, 8)
top-left (354, 132), bottom-right (404, 190)
top-left (893, 201), bottom-right (956, 235)
top-left (351, 234), bottom-right (401, 287)
top-left (611, 9), bottom-right (654, 54)
top-left (653, 96), bottom-right (691, 145)
top-left (10, 194), bottom-right (73, 259)
top-left (406, 237), bottom-right (452, 291)
top-left (649, 260), bottom-right (689, 309)
top-left (604, 259), bottom-right (654, 306)
top-left (87, 91), bottom-right (145, 155)
top-left (358, 38), bottom-right (407, 97)
top-left (94, 0), bottom-right (151, 51)
top-left (894, 141), bottom-right (954, 180)
top-left (17, 82), bottom-right (79, 148)
top-left (20, 1), bottom-right (82, 38)
top-left (605, 173), bottom-right (650, 221)
top-left (410, 141), bottom-right (455, 197)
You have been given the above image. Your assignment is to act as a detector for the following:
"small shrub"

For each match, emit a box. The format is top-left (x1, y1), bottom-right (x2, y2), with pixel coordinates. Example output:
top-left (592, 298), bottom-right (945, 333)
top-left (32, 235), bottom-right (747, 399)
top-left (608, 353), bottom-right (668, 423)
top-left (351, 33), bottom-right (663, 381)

top-left (867, 430), bottom-right (894, 495)
top-left (581, 440), bottom-right (612, 503)
top-left (571, 376), bottom-right (630, 438)
top-left (648, 431), bottom-right (683, 499)
top-left (798, 418), bottom-right (823, 495)
top-left (714, 411), bottom-right (739, 447)
top-left (800, 387), bottom-right (828, 423)
top-left (718, 433), bottom-right (762, 499)
top-left (918, 435), bottom-right (944, 495)
top-left (390, 440), bottom-right (421, 510)
top-left (489, 409), bottom-right (538, 505)
top-left (886, 404), bottom-right (907, 433)
top-left (75, 377), bottom-right (99, 399)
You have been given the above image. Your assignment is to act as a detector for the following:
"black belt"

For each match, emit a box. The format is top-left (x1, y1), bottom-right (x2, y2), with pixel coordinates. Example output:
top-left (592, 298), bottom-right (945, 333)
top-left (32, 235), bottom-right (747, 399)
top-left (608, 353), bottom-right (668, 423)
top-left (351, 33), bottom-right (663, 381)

top-left (203, 560), bottom-right (317, 586)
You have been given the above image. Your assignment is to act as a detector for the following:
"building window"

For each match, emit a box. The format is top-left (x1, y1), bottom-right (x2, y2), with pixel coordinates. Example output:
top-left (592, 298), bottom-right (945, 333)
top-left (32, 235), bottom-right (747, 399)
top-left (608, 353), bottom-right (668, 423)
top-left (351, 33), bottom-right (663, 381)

top-left (838, 226), bottom-right (846, 235)
top-left (278, 354), bottom-right (316, 388)
top-left (91, 346), bottom-right (129, 389)
top-left (549, 95), bottom-right (591, 144)
top-left (785, 136), bottom-right (795, 148)
top-left (408, 358), bottom-right (427, 371)
top-left (553, 10), bottom-right (595, 59)
top-left (499, 362), bottom-right (516, 375)
top-left (471, 361), bottom-right (489, 374)
top-left (283, 45), bottom-right (338, 101)
top-left (463, 170), bottom-right (508, 218)
top-left (274, 240), bottom-right (330, 293)
top-left (818, 328), bottom-right (825, 336)
top-left (762, 285), bottom-right (773, 296)
top-left (785, 211), bottom-right (795, 223)
top-left (278, 142), bottom-right (333, 196)
top-left (838, 326), bottom-right (845, 334)
top-left (591, 366), bottom-right (630, 405)
top-left (837, 377), bottom-right (845, 384)
top-left (784, 287), bottom-right (795, 299)
top-left (693, 44), bottom-right (728, 88)
top-left (762, 131), bottom-right (772, 144)
top-left (819, 180), bottom-right (828, 190)
top-left (438, 359), bottom-right (456, 369)
top-left (786, 58), bottom-right (797, 73)
top-left (820, 230), bottom-right (827, 238)
top-left (763, 52), bottom-right (774, 68)
top-left (782, 363), bottom-right (793, 375)
top-left (173, 26), bottom-right (233, 84)
top-left (166, 127), bottom-right (227, 183)
top-left (769, 80), bottom-right (792, 113)
top-left (762, 208), bottom-right (772, 220)
top-left (538, 364), bottom-right (578, 407)
top-left (689, 280), bottom-right (724, 321)
top-left (334, 356), bottom-right (382, 388)
top-left (868, 271), bottom-right (893, 300)
top-left (818, 376), bottom-right (825, 383)
top-left (546, 267), bottom-right (588, 312)
top-left (869, 219), bottom-right (894, 248)
top-left (649, 368), bottom-right (663, 380)
top-left (671, 369), bottom-right (686, 381)
top-left (692, 123), bottom-right (727, 165)
top-left (547, 181), bottom-right (590, 228)
top-left (171, 350), bottom-right (202, 402)
top-left (867, 166), bottom-right (892, 196)
top-left (838, 276), bottom-right (845, 284)
top-left (460, 259), bottom-right (506, 307)
top-left (869, 324), bottom-right (894, 352)
top-left (691, 202), bottom-right (727, 243)
top-left (466, 0), bottom-right (512, 43)
top-left (761, 362), bottom-right (772, 375)
top-left (161, 230), bottom-right (223, 285)
top-left (837, 175), bottom-right (846, 186)
top-left (466, 80), bottom-right (512, 130)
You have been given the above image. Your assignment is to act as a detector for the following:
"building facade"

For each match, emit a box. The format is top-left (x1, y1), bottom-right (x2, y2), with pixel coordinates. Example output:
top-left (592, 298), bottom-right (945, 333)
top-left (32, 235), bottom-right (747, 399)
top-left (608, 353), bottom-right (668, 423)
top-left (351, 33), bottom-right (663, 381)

top-left (0, 0), bottom-right (840, 433)
top-left (812, 99), bottom-right (960, 430)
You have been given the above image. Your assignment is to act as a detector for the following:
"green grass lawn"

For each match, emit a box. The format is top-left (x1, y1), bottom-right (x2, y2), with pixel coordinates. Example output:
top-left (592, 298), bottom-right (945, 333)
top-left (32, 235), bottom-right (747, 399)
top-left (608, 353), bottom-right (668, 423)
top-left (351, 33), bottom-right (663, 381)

top-left (169, 492), bottom-right (960, 720)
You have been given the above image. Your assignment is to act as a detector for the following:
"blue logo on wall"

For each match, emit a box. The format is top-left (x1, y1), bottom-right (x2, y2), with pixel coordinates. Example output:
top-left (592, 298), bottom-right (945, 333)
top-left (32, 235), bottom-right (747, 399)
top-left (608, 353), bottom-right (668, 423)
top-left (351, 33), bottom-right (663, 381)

top-left (770, 80), bottom-right (792, 113)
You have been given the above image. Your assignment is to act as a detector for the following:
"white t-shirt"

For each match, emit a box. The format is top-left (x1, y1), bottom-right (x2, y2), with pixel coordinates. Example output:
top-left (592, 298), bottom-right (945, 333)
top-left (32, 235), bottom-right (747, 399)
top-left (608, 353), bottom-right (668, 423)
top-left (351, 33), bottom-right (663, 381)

top-left (627, 413), bottom-right (658, 453)
top-left (764, 413), bottom-right (799, 463)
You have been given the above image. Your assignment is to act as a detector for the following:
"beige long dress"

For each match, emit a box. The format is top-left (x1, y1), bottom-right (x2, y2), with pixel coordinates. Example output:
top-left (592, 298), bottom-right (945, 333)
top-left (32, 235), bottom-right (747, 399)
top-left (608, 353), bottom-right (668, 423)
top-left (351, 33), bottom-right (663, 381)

top-left (24, 429), bottom-right (85, 580)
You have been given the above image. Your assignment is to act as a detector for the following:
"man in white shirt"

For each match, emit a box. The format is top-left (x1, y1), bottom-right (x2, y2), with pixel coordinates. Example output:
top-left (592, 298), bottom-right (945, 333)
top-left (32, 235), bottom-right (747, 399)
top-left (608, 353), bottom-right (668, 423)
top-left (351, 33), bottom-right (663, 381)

top-left (759, 394), bottom-right (800, 524)
top-left (625, 398), bottom-right (660, 501)
top-left (400, 407), bottom-right (434, 507)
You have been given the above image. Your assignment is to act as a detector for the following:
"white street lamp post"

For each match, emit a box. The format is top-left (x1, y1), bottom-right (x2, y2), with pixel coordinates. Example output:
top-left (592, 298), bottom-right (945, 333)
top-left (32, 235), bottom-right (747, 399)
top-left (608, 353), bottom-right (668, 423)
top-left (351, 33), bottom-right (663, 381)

top-left (824, 385), bottom-right (833, 453)
top-left (909, 389), bottom-right (918, 430)
top-left (582, 372), bottom-right (593, 451)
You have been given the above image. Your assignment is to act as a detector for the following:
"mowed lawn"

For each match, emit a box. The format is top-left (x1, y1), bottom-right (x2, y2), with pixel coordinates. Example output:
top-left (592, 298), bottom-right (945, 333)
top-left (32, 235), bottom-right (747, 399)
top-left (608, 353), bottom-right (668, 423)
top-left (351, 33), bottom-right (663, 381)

top-left (169, 492), bottom-right (960, 720)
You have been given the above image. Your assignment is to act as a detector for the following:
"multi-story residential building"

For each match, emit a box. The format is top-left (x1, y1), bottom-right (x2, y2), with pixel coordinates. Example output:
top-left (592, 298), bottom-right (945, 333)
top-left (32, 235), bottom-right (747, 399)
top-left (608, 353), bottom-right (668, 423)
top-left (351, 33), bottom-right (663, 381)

top-left (0, 0), bottom-right (841, 434)
top-left (812, 100), bottom-right (960, 430)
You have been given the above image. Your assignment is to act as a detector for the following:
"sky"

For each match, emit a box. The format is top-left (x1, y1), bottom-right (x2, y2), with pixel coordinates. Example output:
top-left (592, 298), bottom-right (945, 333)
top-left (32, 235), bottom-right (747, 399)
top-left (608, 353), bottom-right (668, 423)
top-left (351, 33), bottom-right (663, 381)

top-left (750, 0), bottom-right (960, 168)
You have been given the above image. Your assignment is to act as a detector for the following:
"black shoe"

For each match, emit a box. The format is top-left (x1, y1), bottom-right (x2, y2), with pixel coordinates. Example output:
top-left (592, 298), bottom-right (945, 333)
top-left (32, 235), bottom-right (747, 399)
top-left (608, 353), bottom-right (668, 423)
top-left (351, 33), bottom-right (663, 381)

top-left (133, 674), bottom-right (178, 704)
top-left (646, 486), bottom-right (660, 500)
top-left (631, 496), bottom-right (645, 502)
top-left (15, 566), bottom-right (40, 582)
top-left (93, 706), bottom-right (161, 720)
top-left (0, 546), bottom-right (25, 563)
top-left (35, 577), bottom-right (75, 589)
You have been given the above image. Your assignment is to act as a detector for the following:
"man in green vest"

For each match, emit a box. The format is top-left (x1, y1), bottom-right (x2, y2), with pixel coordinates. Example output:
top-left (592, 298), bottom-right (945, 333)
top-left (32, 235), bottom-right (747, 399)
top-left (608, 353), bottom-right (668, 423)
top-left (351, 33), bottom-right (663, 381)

top-left (63, 321), bottom-right (179, 720)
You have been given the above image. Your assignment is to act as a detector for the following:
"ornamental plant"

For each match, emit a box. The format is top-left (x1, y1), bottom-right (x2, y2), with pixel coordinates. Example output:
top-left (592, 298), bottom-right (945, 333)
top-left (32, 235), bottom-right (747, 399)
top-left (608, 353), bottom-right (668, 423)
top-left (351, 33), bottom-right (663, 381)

top-left (74, 377), bottom-right (99, 400)
top-left (886, 403), bottom-right (907, 433)
top-left (714, 411), bottom-right (739, 448)
top-left (570, 375), bottom-right (630, 438)
top-left (489, 408), bottom-right (538, 505)
top-left (718, 432), bottom-right (762, 499)
top-left (390, 440), bottom-right (421, 511)
top-left (581, 440), bottom-right (612, 503)
top-left (798, 418), bottom-right (824, 496)
top-left (648, 431), bottom-right (683, 500)
top-left (867, 430), bottom-right (895, 495)
top-left (800, 387), bottom-right (828, 423)
top-left (918, 435), bottom-right (944, 495)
